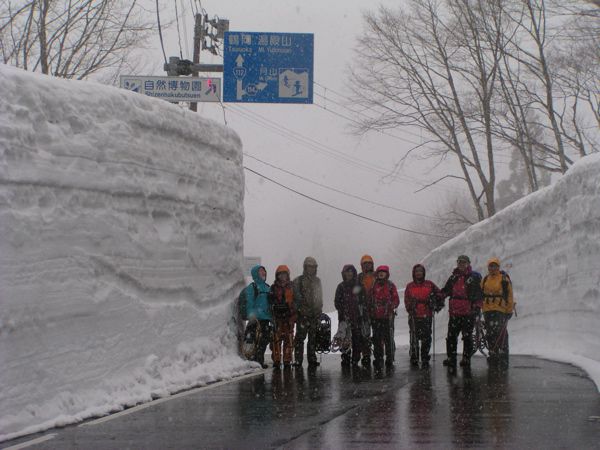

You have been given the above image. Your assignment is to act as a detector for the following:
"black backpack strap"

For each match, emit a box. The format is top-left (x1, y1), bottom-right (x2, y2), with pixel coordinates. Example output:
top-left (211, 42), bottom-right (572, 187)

top-left (501, 272), bottom-right (510, 303)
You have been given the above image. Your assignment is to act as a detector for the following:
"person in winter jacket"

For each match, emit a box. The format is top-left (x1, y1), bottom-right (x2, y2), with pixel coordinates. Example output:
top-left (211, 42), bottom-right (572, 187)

top-left (245, 265), bottom-right (273, 368)
top-left (440, 255), bottom-right (483, 368)
top-left (358, 255), bottom-right (376, 295)
top-left (270, 265), bottom-right (296, 369)
top-left (334, 264), bottom-right (371, 367)
top-left (404, 264), bottom-right (443, 367)
top-left (369, 265), bottom-right (400, 369)
top-left (336, 254), bottom-right (375, 366)
top-left (293, 257), bottom-right (323, 368)
top-left (482, 257), bottom-right (515, 365)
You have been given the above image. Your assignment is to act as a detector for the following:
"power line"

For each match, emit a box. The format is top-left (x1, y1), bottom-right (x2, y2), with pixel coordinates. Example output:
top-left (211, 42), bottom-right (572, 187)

top-left (180, 0), bottom-right (190, 57)
top-left (313, 93), bottom-right (422, 144)
top-left (189, 0), bottom-right (197, 15)
top-left (243, 166), bottom-right (450, 238)
top-left (225, 104), bottom-right (392, 177)
top-left (174, 0), bottom-right (184, 59)
top-left (225, 104), bottom-right (463, 193)
top-left (312, 100), bottom-right (421, 146)
top-left (155, 0), bottom-right (168, 64)
top-left (314, 81), bottom-right (513, 166)
top-left (244, 152), bottom-right (438, 219)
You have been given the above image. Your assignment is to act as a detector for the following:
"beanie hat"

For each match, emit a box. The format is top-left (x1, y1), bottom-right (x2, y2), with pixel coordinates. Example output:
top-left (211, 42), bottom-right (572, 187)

top-left (457, 255), bottom-right (471, 264)
top-left (376, 265), bottom-right (390, 273)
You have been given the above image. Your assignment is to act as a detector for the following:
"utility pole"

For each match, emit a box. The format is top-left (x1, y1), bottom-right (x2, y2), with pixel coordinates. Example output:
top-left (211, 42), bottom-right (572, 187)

top-left (190, 13), bottom-right (203, 112)
top-left (163, 12), bottom-right (228, 110)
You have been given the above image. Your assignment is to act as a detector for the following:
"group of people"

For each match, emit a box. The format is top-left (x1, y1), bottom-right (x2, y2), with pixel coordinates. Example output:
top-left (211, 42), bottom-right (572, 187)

top-left (240, 253), bottom-right (515, 372)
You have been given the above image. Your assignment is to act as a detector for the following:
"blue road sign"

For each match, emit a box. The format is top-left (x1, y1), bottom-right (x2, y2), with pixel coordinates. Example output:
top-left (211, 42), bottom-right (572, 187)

top-left (223, 32), bottom-right (313, 104)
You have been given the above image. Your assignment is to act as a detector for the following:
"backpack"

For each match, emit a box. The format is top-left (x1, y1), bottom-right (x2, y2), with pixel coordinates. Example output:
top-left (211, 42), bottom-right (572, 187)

top-left (238, 282), bottom-right (258, 321)
top-left (271, 284), bottom-right (292, 320)
top-left (482, 271), bottom-right (511, 303)
top-left (316, 313), bottom-right (332, 353)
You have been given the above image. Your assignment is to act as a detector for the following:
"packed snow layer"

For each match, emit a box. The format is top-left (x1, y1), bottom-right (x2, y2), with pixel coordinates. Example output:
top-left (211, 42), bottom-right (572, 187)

top-left (422, 153), bottom-right (600, 391)
top-left (0, 65), bottom-right (256, 442)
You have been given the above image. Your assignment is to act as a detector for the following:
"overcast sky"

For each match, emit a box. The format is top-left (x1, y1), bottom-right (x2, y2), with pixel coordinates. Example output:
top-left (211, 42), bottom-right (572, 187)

top-left (151, 0), bottom-right (468, 307)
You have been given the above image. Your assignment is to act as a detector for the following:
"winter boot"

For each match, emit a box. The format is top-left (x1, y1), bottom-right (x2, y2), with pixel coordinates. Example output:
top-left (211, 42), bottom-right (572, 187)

top-left (341, 353), bottom-right (351, 367)
top-left (443, 338), bottom-right (457, 367)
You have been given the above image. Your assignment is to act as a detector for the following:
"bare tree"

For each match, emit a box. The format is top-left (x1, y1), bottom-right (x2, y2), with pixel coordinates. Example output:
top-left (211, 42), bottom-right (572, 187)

top-left (351, 0), bottom-right (598, 233)
top-left (350, 0), bottom-right (511, 220)
top-left (499, 0), bottom-right (600, 171)
top-left (549, 1), bottom-right (600, 156)
top-left (0, 0), bottom-right (155, 80)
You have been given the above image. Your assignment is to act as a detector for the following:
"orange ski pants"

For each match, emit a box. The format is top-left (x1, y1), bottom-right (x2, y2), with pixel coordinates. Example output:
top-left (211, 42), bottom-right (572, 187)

top-left (272, 320), bottom-right (295, 364)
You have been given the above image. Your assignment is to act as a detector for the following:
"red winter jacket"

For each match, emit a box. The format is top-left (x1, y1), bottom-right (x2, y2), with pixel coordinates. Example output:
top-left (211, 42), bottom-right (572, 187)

top-left (404, 265), bottom-right (443, 318)
top-left (441, 266), bottom-right (483, 317)
top-left (370, 279), bottom-right (400, 320)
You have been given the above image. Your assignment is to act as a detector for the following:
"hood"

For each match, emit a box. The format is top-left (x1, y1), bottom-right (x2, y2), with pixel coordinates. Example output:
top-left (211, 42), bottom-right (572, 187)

top-left (274, 265), bottom-right (291, 284)
top-left (303, 256), bottom-right (318, 277)
top-left (341, 264), bottom-right (358, 282)
top-left (250, 264), bottom-right (266, 284)
top-left (360, 254), bottom-right (374, 271)
top-left (303, 256), bottom-right (317, 268)
top-left (376, 265), bottom-right (390, 280)
top-left (412, 264), bottom-right (426, 282)
top-left (487, 257), bottom-right (501, 267)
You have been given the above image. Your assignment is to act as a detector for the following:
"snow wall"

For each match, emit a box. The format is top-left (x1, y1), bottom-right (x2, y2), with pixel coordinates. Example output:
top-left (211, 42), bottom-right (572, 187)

top-left (0, 65), bottom-right (255, 441)
top-left (423, 153), bottom-right (600, 391)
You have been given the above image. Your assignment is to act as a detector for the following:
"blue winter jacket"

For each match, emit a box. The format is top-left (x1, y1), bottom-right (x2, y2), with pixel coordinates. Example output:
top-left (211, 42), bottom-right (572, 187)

top-left (246, 265), bottom-right (272, 321)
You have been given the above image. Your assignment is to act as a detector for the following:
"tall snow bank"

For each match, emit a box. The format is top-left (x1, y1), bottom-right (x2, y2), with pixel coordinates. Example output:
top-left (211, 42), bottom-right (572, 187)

top-left (0, 64), bottom-right (255, 441)
top-left (423, 153), bottom-right (600, 391)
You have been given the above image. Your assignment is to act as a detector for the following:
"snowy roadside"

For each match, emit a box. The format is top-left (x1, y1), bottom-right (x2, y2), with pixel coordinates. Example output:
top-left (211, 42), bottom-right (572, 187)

top-left (0, 64), bottom-right (252, 442)
top-left (423, 153), bottom-right (600, 392)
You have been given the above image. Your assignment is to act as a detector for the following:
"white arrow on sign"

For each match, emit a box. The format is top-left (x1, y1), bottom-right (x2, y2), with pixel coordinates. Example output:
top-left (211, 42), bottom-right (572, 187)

top-left (235, 55), bottom-right (246, 100)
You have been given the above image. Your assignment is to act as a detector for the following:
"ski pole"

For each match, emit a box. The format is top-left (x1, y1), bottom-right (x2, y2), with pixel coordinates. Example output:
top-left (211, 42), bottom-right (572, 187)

top-left (432, 310), bottom-right (436, 361)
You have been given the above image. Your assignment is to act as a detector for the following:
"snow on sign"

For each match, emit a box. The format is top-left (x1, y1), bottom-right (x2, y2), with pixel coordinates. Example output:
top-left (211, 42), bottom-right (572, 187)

top-left (119, 76), bottom-right (221, 102)
top-left (223, 32), bottom-right (313, 104)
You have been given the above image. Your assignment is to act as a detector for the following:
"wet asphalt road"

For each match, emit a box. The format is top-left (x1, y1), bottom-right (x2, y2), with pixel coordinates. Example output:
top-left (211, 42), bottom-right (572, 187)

top-left (5, 351), bottom-right (600, 449)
